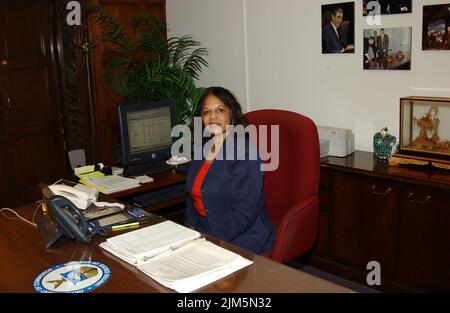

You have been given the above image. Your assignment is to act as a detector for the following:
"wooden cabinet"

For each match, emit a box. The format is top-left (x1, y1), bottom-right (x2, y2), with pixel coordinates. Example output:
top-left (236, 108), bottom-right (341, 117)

top-left (306, 151), bottom-right (450, 292)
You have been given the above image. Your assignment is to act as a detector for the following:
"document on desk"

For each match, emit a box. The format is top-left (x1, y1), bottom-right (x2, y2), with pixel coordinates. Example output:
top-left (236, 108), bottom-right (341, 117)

top-left (80, 175), bottom-right (140, 194)
top-left (138, 239), bottom-right (253, 293)
top-left (99, 220), bottom-right (201, 265)
top-left (99, 220), bottom-right (253, 292)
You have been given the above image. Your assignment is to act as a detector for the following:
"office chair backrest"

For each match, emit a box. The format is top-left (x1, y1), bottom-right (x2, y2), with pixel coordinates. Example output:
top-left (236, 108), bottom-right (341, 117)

top-left (245, 109), bottom-right (320, 226)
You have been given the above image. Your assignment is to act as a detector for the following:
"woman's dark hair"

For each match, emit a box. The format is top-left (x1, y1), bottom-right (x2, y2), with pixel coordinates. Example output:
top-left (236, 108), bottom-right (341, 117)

top-left (195, 87), bottom-right (249, 127)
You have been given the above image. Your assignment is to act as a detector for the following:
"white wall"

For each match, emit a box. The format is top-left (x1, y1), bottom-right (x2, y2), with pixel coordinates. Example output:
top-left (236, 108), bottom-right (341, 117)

top-left (165, 0), bottom-right (248, 108)
top-left (167, 0), bottom-right (450, 151)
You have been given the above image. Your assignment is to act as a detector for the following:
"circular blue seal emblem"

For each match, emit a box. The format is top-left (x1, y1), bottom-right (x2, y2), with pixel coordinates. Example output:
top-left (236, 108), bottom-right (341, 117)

top-left (33, 261), bottom-right (111, 293)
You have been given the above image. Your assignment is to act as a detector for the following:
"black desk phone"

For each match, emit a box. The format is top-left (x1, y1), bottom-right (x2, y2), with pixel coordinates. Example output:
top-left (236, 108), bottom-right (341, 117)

top-left (37, 183), bottom-right (106, 248)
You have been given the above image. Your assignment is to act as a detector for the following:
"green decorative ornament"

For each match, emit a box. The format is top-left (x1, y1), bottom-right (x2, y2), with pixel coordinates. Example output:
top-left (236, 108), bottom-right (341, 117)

top-left (373, 127), bottom-right (396, 160)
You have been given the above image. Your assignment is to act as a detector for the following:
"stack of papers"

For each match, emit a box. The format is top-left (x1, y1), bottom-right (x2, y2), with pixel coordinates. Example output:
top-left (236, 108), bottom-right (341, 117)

top-left (100, 221), bottom-right (201, 265)
top-left (80, 175), bottom-right (140, 194)
top-left (138, 240), bottom-right (253, 292)
top-left (99, 221), bottom-right (253, 292)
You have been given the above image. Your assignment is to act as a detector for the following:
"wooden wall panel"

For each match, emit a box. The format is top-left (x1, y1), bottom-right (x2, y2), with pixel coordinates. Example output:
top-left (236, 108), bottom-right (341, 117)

top-left (90, 0), bottom-right (166, 165)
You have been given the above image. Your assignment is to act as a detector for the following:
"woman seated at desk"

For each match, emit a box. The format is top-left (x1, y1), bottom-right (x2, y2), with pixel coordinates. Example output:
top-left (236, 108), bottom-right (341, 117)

top-left (185, 87), bottom-right (275, 254)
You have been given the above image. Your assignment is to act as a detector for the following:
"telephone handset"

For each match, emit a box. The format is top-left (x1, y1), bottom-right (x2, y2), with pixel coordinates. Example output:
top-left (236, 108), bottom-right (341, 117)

top-left (48, 184), bottom-right (97, 210)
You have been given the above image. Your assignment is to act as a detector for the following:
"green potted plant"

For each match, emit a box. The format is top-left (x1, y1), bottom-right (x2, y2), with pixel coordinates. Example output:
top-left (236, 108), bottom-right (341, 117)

top-left (87, 4), bottom-right (208, 124)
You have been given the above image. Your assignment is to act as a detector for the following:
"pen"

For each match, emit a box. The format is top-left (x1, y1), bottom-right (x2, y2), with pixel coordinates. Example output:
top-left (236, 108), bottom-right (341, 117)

top-left (112, 221), bottom-right (140, 230)
top-left (111, 219), bottom-right (152, 230)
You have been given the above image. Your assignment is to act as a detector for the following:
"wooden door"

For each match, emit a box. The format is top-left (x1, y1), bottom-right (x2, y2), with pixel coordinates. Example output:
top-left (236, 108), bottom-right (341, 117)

top-left (0, 0), bottom-right (66, 206)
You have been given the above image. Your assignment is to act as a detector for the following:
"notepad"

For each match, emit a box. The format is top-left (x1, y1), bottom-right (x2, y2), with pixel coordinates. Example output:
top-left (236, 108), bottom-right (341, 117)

top-left (99, 221), bottom-right (253, 292)
top-left (74, 165), bottom-right (105, 179)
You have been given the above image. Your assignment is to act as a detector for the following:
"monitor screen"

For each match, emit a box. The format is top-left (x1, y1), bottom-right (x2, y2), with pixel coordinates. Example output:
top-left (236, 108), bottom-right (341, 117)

top-left (118, 100), bottom-right (177, 175)
top-left (127, 106), bottom-right (172, 154)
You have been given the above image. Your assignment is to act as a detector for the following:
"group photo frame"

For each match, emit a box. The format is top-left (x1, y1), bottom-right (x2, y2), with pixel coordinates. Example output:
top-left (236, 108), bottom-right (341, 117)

top-left (422, 3), bottom-right (450, 51)
top-left (363, 27), bottom-right (412, 70)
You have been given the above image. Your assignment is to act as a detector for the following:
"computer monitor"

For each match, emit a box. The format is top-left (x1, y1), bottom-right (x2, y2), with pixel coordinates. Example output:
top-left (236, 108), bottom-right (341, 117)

top-left (118, 100), bottom-right (177, 176)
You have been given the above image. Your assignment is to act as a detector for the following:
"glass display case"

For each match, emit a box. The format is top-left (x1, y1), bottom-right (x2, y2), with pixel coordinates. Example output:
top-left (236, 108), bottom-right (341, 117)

top-left (400, 97), bottom-right (450, 161)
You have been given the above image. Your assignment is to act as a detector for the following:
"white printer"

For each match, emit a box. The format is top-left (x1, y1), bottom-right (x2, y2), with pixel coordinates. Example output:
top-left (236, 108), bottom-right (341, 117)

top-left (317, 126), bottom-right (354, 157)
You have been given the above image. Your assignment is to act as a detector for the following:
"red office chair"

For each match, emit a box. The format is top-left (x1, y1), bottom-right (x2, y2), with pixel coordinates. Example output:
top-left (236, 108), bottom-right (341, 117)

top-left (245, 109), bottom-right (320, 263)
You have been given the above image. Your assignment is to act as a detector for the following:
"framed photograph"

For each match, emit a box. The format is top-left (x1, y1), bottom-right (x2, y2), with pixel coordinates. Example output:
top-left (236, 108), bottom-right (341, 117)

top-left (363, 0), bottom-right (412, 16)
top-left (400, 97), bottom-right (450, 160)
top-left (322, 2), bottom-right (355, 54)
top-left (422, 3), bottom-right (450, 51)
top-left (363, 27), bottom-right (411, 70)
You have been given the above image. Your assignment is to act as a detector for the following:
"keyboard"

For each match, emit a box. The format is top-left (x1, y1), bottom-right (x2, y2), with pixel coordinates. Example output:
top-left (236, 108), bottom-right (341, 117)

top-left (133, 183), bottom-right (186, 207)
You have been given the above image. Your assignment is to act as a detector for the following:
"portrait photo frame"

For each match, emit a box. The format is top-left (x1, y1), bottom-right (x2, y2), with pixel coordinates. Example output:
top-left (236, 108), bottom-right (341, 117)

top-left (322, 2), bottom-right (355, 54)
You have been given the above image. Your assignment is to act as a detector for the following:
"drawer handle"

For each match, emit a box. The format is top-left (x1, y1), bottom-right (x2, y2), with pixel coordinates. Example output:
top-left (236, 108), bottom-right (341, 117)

top-left (408, 193), bottom-right (432, 205)
top-left (371, 185), bottom-right (392, 196)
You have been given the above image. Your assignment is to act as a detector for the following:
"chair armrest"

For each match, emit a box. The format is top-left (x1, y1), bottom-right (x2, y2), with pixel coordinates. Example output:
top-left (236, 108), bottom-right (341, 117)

top-left (270, 196), bottom-right (319, 263)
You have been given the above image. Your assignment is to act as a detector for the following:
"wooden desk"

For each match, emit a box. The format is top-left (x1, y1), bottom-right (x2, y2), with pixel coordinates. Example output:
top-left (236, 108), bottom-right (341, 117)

top-left (110, 170), bottom-right (187, 199)
top-left (107, 170), bottom-right (187, 223)
top-left (0, 204), bottom-right (353, 293)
